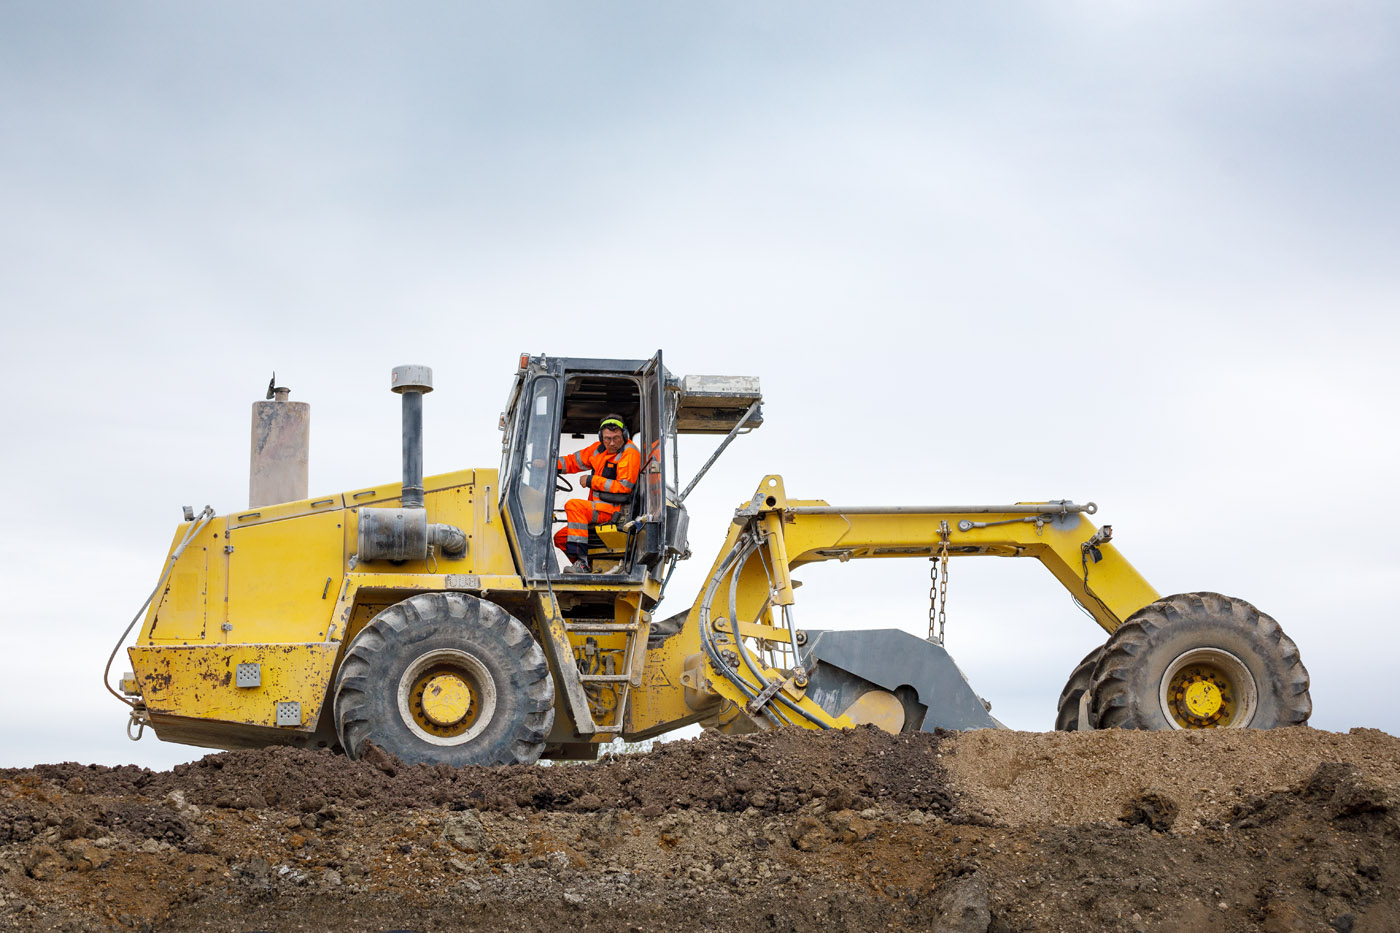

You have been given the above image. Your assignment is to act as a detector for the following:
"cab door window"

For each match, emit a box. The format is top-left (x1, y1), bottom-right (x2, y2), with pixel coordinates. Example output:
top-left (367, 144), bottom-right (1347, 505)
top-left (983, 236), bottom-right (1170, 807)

top-left (519, 379), bottom-right (558, 536)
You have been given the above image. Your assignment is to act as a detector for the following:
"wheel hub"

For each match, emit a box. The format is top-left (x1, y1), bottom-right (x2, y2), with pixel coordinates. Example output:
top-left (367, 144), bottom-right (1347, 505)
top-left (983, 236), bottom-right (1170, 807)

top-left (397, 648), bottom-right (496, 746)
top-left (1159, 647), bottom-right (1258, 729)
top-left (1168, 666), bottom-right (1233, 726)
top-left (1182, 680), bottom-right (1222, 719)
top-left (420, 673), bottom-right (473, 727)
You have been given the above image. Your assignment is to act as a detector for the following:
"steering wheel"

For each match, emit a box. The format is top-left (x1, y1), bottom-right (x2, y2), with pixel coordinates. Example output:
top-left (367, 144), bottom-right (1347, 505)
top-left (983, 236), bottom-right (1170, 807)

top-left (555, 474), bottom-right (574, 493)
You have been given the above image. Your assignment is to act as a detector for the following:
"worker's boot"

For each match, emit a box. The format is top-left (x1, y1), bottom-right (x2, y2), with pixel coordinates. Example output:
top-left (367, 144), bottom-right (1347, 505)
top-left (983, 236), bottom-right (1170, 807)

top-left (563, 558), bottom-right (591, 574)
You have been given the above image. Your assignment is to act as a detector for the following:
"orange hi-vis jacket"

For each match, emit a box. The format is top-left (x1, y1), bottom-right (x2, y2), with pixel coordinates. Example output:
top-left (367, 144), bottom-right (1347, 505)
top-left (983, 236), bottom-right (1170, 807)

top-left (557, 439), bottom-right (642, 509)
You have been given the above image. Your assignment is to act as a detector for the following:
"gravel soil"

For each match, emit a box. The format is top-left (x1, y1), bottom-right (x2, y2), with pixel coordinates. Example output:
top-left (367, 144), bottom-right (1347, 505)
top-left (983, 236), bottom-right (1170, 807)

top-left (1, 725), bottom-right (1396, 932)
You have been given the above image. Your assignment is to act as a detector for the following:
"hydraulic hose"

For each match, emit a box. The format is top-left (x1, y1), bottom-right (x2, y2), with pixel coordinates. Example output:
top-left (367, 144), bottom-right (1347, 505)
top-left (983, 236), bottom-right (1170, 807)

top-left (698, 538), bottom-right (759, 698)
top-left (700, 526), bottom-right (829, 729)
top-left (727, 534), bottom-right (830, 729)
top-left (725, 547), bottom-right (794, 727)
top-left (727, 545), bottom-right (773, 689)
top-left (697, 533), bottom-right (770, 716)
top-left (103, 506), bottom-right (215, 709)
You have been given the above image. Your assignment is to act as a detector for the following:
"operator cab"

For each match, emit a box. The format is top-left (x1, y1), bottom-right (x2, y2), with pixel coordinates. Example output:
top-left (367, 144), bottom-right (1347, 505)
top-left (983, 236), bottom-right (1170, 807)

top-left (498, 352), bottom-right (670, 585)
top-left (497, 352), bottom-right (762, 588)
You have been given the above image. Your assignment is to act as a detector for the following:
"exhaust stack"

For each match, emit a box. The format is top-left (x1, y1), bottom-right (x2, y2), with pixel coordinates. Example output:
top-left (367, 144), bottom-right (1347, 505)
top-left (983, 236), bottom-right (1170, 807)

top-left (392, 364), bottom-right (432, 509)
top-left (356, 364), bottom-right (467, 562)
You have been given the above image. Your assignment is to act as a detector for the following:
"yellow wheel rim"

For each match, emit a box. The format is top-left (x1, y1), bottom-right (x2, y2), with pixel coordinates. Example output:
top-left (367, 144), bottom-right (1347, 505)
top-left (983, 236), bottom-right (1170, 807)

top-left (1160, 648), bottom-right (1258, 729)
top-left (397, 649), bottom-right (495, 745)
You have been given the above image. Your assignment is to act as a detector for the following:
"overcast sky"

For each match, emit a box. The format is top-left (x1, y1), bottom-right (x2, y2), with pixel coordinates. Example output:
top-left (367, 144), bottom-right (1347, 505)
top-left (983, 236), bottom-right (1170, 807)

top-left (2, 2), bottom-right (1396, 770)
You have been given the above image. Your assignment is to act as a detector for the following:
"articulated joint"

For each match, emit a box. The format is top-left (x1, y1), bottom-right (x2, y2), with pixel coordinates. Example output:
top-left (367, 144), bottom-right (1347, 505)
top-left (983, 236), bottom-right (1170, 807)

top-left (357, 506), bottom-right (468, 561)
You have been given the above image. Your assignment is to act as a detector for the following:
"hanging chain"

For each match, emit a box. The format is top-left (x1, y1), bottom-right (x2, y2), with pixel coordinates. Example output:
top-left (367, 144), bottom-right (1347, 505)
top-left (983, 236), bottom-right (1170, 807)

top-left (927, 560), bottom-right (937, 643)
top-left (928, 520), bottom-right (951, 645)
top-left (937, 523), bottom-right (950, 645)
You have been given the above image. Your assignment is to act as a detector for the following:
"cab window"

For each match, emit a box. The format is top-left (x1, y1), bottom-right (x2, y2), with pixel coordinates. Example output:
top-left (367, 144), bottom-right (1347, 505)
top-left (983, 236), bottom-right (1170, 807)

top-left (520, 380), bottom-right (558, 535)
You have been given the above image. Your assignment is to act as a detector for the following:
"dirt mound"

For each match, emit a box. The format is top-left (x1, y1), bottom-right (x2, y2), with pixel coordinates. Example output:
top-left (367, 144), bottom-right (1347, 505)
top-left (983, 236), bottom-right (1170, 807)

top-left (943, 726), bottom-right (1400, 828)
top-left (24, 725), bottom-right (953, 819)
top-left (1, 726), bottom-right (1396, 932)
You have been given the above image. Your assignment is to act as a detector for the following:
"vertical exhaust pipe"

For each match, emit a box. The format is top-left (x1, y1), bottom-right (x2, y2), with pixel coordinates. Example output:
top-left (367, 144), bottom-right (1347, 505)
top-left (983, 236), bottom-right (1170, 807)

top-left (391, 364), bottom-right (433, 509)
top-left (357, 364), bottom-right (467, 562)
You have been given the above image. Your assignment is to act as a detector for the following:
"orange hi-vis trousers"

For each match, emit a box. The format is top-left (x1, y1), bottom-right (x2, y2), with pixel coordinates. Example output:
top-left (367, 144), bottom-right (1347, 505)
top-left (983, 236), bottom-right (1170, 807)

top-left (553, 499), bottom-right (621, 557)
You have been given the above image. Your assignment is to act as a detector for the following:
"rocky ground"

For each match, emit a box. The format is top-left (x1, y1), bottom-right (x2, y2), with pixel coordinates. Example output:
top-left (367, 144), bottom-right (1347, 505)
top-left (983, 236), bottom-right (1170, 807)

top-left (1, 725), bottom-right (1397, 932)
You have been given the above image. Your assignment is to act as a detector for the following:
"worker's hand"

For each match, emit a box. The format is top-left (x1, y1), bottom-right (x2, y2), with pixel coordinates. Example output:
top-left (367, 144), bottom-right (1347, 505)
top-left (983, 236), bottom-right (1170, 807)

top-left (531, 458), bottom-right (547, 470)
top-left (579, 472), bottom-right (593, 490)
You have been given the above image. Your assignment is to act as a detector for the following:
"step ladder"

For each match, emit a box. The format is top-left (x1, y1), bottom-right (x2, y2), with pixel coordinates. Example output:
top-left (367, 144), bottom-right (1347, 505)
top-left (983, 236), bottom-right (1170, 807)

top-left (563, 609), bottom-right (650, 734)
top-left (533, 592), bottom-right (651, 737)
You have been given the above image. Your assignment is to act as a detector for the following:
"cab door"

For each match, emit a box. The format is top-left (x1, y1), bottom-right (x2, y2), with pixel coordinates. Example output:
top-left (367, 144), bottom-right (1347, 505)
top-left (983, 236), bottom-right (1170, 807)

top-left (501, 371), bottom-right (563, 583)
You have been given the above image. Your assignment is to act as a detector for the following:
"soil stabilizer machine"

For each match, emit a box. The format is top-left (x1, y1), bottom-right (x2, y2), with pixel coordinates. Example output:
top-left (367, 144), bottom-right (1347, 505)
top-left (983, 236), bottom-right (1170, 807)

top-left (108, 353), bottom-right (1312, 765)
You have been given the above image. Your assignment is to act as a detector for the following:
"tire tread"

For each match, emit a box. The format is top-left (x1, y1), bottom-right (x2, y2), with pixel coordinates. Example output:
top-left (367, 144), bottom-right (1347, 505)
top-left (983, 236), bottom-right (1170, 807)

top-left (333, 593), bottom-right (555, 765)
top-left (1089, 591), bottom-right (1310, 730)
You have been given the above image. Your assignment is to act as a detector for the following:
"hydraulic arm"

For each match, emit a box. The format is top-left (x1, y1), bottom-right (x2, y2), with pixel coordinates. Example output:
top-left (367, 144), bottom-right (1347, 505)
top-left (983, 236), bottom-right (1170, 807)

top-left (660, 476), bottom-right (1161, 735)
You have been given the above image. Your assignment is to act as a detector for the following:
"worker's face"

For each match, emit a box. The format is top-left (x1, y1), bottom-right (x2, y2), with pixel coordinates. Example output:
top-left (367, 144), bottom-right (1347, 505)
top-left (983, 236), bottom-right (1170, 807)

top-left (600, 426), bottom-right (625, 454)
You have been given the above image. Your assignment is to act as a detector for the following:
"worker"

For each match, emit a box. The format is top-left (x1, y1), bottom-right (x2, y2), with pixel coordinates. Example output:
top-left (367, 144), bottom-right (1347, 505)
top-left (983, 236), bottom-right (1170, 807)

top-left (553, 414), bottom-right (642, 573)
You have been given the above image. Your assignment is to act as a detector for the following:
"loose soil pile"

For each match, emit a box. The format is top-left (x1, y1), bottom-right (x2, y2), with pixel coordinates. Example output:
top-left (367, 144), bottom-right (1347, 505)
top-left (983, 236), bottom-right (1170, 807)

top-left (2, 726), bottom-right (1396, 932)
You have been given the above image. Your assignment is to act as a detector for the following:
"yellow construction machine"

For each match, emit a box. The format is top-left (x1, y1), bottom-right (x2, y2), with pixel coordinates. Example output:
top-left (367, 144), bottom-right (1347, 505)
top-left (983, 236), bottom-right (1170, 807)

top-left (108, 353), bottom-right (1311, 765)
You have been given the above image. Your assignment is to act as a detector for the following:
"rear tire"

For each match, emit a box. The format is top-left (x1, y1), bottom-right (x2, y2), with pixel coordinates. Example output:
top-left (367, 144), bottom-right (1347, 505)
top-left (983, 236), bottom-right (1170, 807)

top-left (1089, 592), bottom-right (1310, 730)
top-left (333, 593), bottom-right (555, 765)
top-left (1054, 643), bottom-right (1106, 731)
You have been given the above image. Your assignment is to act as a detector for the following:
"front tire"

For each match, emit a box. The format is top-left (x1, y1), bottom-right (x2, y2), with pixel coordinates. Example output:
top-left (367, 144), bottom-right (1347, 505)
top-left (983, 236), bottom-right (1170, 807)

top-left (333, 593), bottom-right (555, 765)
top-left (1089, 592), bottom-right (1310, 730)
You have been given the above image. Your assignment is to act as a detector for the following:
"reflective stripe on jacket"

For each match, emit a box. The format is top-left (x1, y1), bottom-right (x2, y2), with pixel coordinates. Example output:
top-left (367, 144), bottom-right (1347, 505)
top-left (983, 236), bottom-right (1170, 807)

top-left (557, 439), bottom-right (642, 506)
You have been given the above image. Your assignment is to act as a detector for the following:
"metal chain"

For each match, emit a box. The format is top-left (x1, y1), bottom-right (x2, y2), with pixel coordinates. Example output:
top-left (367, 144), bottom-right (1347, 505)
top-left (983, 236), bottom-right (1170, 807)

top-left (928, 521), bottom-right (951, 645)
top-left (927, 559), bottom-right (938, 643)
top-left (937, 538), bottom-right (949, 645)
